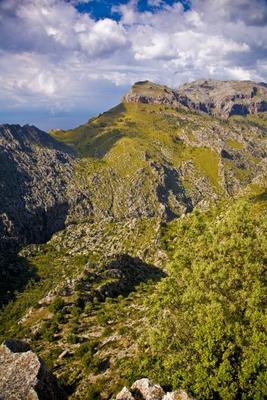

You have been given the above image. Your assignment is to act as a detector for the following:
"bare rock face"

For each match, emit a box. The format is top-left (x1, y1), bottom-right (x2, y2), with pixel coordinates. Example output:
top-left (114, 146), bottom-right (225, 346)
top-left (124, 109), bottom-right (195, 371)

top-left (0, 339), bottom-right (66, 400)
top-left (115, 379), bottom-right (194, 400)
top-left (123, 80), bottom-right (267, 118)
top-left (0, 124), bottom-right (75, 252)
top-left (176, 79), bottom-right (267, 118)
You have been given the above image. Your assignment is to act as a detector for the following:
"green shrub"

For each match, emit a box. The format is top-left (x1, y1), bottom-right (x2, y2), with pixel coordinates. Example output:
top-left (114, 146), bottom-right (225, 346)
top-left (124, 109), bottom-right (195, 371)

top-left (49, 297), bottom-right (65, 313)
top-left (41, 320), bottom-right (59, 342)
top-left (67, 333), bottom-right (79, 344)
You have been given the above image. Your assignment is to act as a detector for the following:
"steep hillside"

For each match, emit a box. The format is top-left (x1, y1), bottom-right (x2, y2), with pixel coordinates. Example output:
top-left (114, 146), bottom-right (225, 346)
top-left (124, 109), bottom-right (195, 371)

top-left (0, 182), bottom-right (266, 399)
top-left (0, 124), bottom-right (75, 251)
top-left (0, 79), bottom-right (266, 399)
top-left (52, 87), bottom-right (266, 225)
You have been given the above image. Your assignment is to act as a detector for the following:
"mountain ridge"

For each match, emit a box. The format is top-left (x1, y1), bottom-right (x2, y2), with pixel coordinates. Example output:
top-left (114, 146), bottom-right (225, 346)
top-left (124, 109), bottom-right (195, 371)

top-left (123, 79), bottom-right (267, 118)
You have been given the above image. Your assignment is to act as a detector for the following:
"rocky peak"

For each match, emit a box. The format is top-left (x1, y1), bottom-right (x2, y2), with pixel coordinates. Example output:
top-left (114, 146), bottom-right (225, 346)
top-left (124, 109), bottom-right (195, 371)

top-left (0, 339), bottom-right (66, 400)
top-left (123, 79), bottom-right (267, 118)
top-left (122, 81), bottom-right (178, 106)
top-left (176, 79), bottom-right (267, 118)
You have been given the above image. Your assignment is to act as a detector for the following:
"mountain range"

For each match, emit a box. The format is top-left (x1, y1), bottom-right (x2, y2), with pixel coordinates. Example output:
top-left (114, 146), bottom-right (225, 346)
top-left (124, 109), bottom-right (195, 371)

top-left (0, 79), bottom-right (266, 400)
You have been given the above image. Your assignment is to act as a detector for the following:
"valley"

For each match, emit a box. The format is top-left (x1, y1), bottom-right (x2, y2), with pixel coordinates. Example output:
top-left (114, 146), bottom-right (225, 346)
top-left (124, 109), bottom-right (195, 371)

top-left (0, 79), bottom-right (266, 400)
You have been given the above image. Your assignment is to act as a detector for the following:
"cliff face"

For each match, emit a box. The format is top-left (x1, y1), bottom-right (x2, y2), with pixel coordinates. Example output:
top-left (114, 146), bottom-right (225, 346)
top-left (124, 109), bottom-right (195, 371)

top-left (0, 124), bottom-right (75, 251)
top-left (123, 79), bottom-right (267, 118)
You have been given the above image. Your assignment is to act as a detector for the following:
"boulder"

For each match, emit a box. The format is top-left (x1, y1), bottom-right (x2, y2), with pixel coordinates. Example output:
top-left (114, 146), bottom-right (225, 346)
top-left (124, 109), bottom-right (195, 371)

top-left (162, 390), bottom-right (194, 400)
top-left (131, 378), bottom-right (165, 400)
top-left (0, 339), bottom-right (66, 400)
top-left (116, 386), bottom-right (135, 400)
top-left (115, 380), bottom-right (194, 400)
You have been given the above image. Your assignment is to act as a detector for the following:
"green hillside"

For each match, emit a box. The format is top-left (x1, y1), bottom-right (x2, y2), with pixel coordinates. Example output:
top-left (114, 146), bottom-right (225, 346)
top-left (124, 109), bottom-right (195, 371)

top-left (50, 102), bottom-right (266, 225)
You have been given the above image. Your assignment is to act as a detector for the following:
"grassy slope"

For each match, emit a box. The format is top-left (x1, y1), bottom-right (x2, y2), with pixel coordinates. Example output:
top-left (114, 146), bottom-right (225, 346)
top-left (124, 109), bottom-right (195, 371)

top-left (51, 103), bottom-right (266, 210)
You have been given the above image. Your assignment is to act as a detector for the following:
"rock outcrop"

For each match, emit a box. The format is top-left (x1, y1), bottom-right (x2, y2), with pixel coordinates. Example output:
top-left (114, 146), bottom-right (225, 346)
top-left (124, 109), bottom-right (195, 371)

top-left (0, 124), bottom-right (75, 252)
top-left (0, 339), bottom-right (66, 400)
top-left (123, 80), bottom-right (267, 118)
top-left (116, 379), bottom-right (194, 400)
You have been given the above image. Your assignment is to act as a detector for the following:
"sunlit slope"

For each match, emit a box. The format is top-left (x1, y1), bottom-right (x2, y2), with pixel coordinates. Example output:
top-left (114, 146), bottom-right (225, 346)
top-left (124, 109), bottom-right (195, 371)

top-left (51, 102), bottom-right (266, 221)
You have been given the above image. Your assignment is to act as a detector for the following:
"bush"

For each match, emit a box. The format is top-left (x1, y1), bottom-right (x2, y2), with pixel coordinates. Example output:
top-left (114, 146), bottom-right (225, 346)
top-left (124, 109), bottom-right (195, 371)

top-left (49, 297), bottom-right (65, 313)
top-left (41, 320), bottom-right (59, 342)
top-left (76, 340), bottom-right (97, 358)
top-left (67, 333), bottom-right (79, 344)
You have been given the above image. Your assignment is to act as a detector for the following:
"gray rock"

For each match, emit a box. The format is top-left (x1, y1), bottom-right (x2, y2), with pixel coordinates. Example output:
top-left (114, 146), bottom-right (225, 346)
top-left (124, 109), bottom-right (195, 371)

top-left (131, 378), bottom-right (165, 400)
top-left (116, 386), bottom-right (135, 400)
top-left (0, 124), bottom-right (75, 252)
top-left (123, 80), bottom-right (267, 118)
top-left (0, 339), bottom-right (66, 400)
top-left (162, 390), bottom-right (194, 400)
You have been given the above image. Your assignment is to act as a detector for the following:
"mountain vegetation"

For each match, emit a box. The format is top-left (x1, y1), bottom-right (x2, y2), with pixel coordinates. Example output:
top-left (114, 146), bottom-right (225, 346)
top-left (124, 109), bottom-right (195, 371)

top-left (0, 79), bottom-right (266, 399)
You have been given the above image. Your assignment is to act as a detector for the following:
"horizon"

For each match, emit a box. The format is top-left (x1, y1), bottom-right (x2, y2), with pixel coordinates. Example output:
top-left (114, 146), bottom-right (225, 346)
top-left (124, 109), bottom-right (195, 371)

top-left (1, 76), bottom-right (267, 132)
top-left (1, 0), bottom-right (267, 130)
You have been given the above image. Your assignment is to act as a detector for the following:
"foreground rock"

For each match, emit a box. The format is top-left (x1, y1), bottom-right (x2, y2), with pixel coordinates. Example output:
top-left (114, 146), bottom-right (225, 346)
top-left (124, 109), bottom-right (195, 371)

top-left (0, 339), bottom-right (66, 400)
top-left (115, 378), bottom-right (194, 400)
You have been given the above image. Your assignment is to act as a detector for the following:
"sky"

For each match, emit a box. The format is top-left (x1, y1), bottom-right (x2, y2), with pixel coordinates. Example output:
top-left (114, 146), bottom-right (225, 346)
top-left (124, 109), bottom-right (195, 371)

top-left (0, 0), bottom-right (267, 130)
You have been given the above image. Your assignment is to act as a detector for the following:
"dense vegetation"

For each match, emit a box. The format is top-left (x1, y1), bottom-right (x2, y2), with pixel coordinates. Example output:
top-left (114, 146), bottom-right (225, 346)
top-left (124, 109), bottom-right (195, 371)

top-left (125, 193), bottom-right (267, 399)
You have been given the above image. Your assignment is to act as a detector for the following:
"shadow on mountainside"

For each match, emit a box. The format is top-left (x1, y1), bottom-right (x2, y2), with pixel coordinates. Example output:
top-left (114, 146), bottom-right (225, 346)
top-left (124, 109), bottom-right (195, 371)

top-left (0, 200), bottom-right (71, 307)
top-left (250, 189), bottom-right (267, 203)
top-left (0, 148), bottom-right (70, 250)
top-left (0, 252), bottom-right (39, 307)
top-left (77, 254), bottom-right (166, 303)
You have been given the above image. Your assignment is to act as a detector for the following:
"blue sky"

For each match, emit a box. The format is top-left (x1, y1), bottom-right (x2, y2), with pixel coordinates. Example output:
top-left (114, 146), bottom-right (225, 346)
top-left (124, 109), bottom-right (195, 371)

top-left (75, 0), bottom-right (191, 20)
top-left (0, 0), bottom-right (266, 130)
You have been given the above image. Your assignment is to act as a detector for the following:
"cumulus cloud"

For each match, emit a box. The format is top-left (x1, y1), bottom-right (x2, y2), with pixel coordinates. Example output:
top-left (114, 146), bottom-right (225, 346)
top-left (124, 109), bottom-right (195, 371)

top-left (0, 0), bottom-right (266, 129)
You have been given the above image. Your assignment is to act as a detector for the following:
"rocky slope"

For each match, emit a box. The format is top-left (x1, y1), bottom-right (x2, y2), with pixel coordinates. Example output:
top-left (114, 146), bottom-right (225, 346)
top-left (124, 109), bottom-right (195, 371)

top-left (124, 79), bottom-right (267, 118)
top-left (0, 124), bottom-right (75, 252)
top-left (1, 80), bottom-right (266, 251)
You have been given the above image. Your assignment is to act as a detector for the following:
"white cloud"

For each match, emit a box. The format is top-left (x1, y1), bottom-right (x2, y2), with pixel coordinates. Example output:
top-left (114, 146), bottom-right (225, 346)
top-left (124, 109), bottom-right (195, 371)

top-left (225, 67), bottom-right (252, 80)
top-left (79, 18), bottom-right (127, 56)
top-left (0, 0), bottom-right (266, 129)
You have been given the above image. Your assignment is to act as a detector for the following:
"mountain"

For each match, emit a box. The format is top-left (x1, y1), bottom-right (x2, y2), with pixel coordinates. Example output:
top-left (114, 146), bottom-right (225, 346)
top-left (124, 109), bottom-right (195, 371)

top-left (0, 124), bottom-right (75, 251)
top-left (0, 79), bottom-right (266, 399)
top-left (124, 79), bottom-right (267, 118)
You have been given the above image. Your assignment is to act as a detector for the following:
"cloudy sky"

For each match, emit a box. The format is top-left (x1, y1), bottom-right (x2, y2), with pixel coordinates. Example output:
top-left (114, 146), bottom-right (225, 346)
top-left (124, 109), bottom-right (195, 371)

top-left (0, 0), bottom-right (267, 130)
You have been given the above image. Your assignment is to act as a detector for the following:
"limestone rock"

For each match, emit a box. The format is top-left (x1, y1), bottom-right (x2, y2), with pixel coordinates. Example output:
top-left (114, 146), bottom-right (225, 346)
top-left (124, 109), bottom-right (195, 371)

top-left (115, 379), bottom-right (194, 400)
top-left (162, 390), bottom-right (194, 400)
top-left (123, 80), bottom-right (267, 118)
top-left (0, 339), bottom-right (66, 400)
top-left (131, 378), bottom-right (165, 400)
top-left (0, 124), bottom-right (75, 252)
top-left (116, 386), bottom-right (135, 400)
